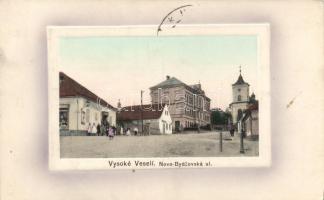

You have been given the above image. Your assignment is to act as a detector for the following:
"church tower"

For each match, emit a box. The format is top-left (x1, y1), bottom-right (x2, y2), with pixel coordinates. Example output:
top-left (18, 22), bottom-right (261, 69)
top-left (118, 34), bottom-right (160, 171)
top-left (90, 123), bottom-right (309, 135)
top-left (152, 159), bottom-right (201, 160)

top-left (230, 67), bottom-right (250, 123)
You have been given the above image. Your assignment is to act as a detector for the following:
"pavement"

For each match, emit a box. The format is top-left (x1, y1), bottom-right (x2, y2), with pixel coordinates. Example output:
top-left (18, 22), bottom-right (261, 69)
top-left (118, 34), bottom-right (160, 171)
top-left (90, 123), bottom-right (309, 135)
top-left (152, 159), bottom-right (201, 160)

top-left (60, 131), bottom-right (259, 158)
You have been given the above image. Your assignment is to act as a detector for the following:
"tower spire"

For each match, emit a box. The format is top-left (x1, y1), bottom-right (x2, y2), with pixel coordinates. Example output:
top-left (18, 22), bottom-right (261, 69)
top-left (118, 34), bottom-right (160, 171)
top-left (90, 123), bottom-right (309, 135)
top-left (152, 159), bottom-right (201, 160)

top-left (239, 65), bottom-right (242, 75)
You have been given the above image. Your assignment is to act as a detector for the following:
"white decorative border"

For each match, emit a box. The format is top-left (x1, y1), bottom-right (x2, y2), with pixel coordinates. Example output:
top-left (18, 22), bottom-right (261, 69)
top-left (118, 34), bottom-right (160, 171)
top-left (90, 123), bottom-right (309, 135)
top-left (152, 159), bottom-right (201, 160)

top-left (47, 24), bottom-right (270, 170)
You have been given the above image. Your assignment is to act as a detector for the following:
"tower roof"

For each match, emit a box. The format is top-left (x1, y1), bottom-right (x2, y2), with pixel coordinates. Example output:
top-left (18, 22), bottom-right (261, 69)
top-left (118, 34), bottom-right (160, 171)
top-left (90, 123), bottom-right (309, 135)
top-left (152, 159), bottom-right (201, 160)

top-left (232, 67), bottom-right (249, 86)
top-left (233, 74), bottom-right (249, 86)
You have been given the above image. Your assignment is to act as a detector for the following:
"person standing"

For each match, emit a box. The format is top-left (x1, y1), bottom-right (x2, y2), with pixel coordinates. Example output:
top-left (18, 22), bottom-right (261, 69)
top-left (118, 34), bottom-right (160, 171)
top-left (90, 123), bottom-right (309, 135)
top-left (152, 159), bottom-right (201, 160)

top-left (134, 127), bottom-right (138, 136)
top-left (126, 128), bottom-right (131, 136)
top-left (106, 126), bottom-right (109, 137)
top-left (230, 124), bottom-right (235, 137)
top-left (87, 123), bottom-right (91, 136)
top-left (120, 126), bottom-right (124, 135)
top-left (112, 126), bottom-right (116, 136)
top-left (91, 123), bottom-right (96, 136)
top-left (96, 124), bottom-right (101, 136)
top-left (108, 127), bottom-right (114, 140)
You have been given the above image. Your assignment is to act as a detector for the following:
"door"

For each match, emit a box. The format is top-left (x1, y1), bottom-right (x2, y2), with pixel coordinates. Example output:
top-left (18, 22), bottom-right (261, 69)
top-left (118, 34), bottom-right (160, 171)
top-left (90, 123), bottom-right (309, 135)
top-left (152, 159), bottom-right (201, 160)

top-left (175, 121), bottom-right (180, 132)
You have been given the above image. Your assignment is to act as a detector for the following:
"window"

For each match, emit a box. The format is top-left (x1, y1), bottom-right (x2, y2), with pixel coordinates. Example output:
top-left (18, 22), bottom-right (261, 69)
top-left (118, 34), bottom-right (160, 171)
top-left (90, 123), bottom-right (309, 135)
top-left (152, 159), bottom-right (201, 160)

top-left (238, 88), bottom-right (241, 92)
top-left (237, 95), bottom-right (241, 101)
top-left (86, 109), bottom-right (90, 123)
top-left (81, 110), bottom-right (86, 125)
top-left (59, 107), bottom-right (69, 129)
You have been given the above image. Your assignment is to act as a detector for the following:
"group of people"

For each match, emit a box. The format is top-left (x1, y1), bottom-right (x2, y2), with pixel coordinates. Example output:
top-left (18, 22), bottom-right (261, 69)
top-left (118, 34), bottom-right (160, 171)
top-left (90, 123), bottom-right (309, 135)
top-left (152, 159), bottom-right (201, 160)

top-left (119, 126), bottom-right (132, 136)
top-left (87, 123), bottom-right (142, 138)
top-left (87, 123), bottom-right (116, 139)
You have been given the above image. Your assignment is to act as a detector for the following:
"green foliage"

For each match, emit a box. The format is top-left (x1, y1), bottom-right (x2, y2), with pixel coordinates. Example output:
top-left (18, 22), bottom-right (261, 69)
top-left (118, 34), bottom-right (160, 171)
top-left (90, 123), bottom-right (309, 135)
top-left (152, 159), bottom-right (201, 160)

top-left (211, 109), bottom-right (232, 125)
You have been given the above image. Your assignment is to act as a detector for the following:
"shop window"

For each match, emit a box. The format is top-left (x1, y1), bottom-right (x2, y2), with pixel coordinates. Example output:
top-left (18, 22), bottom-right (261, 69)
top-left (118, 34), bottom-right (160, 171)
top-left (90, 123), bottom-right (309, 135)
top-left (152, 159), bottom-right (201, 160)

top-left (59, 107), bottom-right (69, 130)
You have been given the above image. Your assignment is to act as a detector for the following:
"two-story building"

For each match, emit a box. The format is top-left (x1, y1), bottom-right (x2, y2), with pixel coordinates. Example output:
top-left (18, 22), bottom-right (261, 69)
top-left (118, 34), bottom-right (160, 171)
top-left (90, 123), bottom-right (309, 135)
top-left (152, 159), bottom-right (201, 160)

top-left (150, 76), bottom-right (211, 132)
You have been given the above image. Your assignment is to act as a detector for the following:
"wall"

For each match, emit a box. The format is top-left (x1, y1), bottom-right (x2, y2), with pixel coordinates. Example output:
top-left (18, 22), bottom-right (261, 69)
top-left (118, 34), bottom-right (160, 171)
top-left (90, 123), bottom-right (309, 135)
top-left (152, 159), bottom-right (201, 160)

top-left (231, 102), bottom-right (249, 123)
top-left (60, 97), bottom-right (116, 132)
top-left (251, 110), bottom-right (259, 135)
top-left (151, 85), bottom-right (211, 130)
top-left (158, 106), bottom-right (173, 134)
top-left (232, 84), bottom-right (250, 103)
top-left (120, 119), bottom-right (160, 134)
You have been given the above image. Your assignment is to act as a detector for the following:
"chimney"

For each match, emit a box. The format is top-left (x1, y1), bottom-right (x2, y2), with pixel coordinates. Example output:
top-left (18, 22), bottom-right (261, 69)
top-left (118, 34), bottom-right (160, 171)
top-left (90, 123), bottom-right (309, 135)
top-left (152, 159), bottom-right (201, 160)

top-left (117, 99), bottom-right (121, 111)
top-left (166, 75), bottom-right (170, 80)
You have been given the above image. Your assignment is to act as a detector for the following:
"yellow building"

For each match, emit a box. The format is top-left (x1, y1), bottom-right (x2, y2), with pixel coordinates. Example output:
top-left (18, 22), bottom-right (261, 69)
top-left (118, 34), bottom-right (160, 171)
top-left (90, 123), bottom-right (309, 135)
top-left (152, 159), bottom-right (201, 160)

top-left (59, 72), bottom-right (117, 136)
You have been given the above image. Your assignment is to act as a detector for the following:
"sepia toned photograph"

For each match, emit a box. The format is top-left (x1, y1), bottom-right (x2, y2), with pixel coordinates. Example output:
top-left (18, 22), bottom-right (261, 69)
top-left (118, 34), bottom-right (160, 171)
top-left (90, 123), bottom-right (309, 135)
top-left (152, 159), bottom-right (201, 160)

top-left (48, 25), bottom-right (270, 169)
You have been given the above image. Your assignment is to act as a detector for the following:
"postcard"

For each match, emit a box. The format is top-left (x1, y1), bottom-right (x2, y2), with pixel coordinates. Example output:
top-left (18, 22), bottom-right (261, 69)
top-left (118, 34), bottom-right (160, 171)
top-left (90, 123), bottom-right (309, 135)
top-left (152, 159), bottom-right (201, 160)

top-left (48, 24), bottom-right (270, 170)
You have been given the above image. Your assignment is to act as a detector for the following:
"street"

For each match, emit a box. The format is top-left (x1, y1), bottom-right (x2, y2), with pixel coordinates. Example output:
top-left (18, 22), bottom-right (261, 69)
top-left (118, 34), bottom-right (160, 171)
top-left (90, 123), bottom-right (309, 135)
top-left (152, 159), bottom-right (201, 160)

top-left (60, 131), bottom-right (259, 158)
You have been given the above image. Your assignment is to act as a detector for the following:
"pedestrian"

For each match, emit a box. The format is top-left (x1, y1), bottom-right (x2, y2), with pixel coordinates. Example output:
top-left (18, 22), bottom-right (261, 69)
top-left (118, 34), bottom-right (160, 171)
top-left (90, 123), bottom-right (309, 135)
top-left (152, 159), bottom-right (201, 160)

top-left (112, 126), bottom-right (116, 136)
top-left (134, 127), bottom-right (138, 136)
top-left (120, 126), bottom-right (124, 135)
top-left (97, 123), bottom-right (101, 136)
top-left (87, 123), bottom-right (91, 136)
top-left (126, 128), bottom-right (131, 136)
top-left (230, 125), bottom-right (235, 137)
top-left (91, 123), bottom-right (96, 136)
top-left (108, 127), bottom-right (114, 140)
top-left (106, 126), bottom-right (109, 137)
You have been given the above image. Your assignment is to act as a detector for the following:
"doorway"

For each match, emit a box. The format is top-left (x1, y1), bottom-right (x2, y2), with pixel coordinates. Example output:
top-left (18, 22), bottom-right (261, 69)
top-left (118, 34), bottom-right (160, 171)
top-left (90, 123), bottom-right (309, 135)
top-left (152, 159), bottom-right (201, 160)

top-left (175, 121), bottom-right (180, 132)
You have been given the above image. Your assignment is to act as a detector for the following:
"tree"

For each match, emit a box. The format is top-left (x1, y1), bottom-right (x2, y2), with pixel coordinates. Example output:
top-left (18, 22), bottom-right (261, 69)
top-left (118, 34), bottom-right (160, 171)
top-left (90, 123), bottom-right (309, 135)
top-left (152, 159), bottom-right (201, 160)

top-left (211, 108), bottom-right (227, 125)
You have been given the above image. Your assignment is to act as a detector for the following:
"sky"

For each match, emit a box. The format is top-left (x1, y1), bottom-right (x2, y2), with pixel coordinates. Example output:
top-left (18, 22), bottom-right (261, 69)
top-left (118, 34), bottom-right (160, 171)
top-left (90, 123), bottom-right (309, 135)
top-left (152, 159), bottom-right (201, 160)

top-left (59, 35), bottom-right (258, 110)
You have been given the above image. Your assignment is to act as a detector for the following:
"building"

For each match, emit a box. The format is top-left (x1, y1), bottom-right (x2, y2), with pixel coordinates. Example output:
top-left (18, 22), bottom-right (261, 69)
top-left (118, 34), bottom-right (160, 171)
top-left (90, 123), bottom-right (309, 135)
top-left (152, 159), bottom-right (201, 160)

top-left (150, 76), bottom-right (211, 132)
top-left (242, 101), bottom-right (259, 138)
top-left (117, 104), bottom-right (172, 135)
top-left (59, 72), bottom-right (117, 136)
top-left (229, 69), bottom-right (251, 124)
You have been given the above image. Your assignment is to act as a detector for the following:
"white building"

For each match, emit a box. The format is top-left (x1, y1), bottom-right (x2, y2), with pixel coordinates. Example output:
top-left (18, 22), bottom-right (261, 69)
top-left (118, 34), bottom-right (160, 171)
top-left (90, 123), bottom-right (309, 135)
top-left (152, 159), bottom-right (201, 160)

top-left (229, 69), bottom-right (250, 124)
top-left (242, 103), bottom-right (259, 138)
top-left (117, 104), bottom-right (173, 135)
top-left (59, 72), bottom-right (117, 136)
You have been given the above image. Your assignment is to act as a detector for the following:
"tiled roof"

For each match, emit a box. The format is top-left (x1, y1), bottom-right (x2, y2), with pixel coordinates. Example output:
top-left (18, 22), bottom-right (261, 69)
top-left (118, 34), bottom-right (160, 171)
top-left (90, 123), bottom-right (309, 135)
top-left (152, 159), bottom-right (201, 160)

top-left (150, 77), bottom-right (185, 89)
top-left (117, 104), bottom-right (166, 121)
top-left (59, 72), bottom-right (116, 110)
top-left (232, 74), bottom-right (249, 86)
top-left (150, 77), bottom-right (210, 101)
top-left (242, 102), bottom-right (258, 121)
top-left (248, 102), bottom-right (258, 111)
